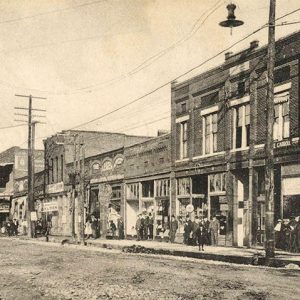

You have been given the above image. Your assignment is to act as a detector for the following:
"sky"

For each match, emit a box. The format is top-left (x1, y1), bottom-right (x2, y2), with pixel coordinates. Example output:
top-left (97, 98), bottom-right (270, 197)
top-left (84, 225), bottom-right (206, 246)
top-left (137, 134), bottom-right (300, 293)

top-left (0, 0), bottom-right (299, 152)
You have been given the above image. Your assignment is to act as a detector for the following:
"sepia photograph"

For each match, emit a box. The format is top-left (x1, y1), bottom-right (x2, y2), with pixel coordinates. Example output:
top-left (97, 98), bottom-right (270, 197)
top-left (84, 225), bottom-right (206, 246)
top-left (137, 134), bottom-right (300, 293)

top-left (0, 0), bottom-right (300, 299)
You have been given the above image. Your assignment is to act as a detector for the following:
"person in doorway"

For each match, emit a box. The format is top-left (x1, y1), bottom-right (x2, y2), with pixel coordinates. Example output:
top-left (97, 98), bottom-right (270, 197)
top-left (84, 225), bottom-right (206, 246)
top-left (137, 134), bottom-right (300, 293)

top-left (195, 222), bottom-right (206, 251)
top-left (169, 215), bottom-right (178, 243)
top-left (91, 215), bottom-right (98, 239)
top-left (209, 216), bottom-right (220, 246)
top-left (85, 219), bottom-right (93, 239)
top-left (117, 217), bottom-right (125, 240)
top-left (110, 220), bottom-right (117, 239)
top-left (147, 213), bottom-right (154, 240)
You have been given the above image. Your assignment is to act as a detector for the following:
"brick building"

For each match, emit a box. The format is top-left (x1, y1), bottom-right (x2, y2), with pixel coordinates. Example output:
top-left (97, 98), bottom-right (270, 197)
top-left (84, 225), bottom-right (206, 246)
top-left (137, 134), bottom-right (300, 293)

top-left (43, 130), bottom-right (151, 236)
top-left (0, 147), bottom-right (44, 224)
top-left (171, 31), bottom-right (300, 247)
top-left (124, 133), bottom-right (172, 239)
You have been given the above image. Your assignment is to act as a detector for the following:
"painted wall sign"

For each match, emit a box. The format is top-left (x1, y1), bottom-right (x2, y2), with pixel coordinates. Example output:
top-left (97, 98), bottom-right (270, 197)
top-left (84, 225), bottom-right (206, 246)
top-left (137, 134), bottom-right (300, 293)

top-left (46, 182), bottom-right (64, 194)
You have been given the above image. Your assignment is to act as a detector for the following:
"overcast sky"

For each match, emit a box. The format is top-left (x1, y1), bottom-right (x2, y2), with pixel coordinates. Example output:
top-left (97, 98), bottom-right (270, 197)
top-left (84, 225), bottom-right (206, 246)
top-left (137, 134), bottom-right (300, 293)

top-left (0, 0), bottom-right (299, 152)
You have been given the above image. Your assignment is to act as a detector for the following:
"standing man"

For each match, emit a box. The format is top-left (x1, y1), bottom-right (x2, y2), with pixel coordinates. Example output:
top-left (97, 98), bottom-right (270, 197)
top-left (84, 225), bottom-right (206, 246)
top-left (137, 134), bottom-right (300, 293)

top-left (169, 215), bottom-right (178, 243)
top-left (117, 217), bottom-right (125, 240)
top-left (192, 216), bottom-right (200, 246)
top-left (135, 214), bottom-right (142, 241)
top-left (209, 216), bottom-right (220, 246)
top-left (148, 213), bottom-right (154, 240)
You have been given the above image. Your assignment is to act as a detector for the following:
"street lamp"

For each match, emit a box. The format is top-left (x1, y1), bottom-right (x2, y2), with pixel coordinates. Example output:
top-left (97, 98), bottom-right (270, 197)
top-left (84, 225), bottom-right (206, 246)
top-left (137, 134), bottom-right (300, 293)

top-left (219, 1), bottom-right (276, 259)
top-left (219, 2), bottom-right (244, 35)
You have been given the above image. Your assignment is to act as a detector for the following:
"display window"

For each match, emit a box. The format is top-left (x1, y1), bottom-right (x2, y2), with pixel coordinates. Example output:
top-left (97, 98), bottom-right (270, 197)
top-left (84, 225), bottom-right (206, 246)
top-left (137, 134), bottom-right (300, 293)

top-left (209, 173), bottom-right (226, 193)
top-left (177, 178), bottom-right (190, 196)
top-left (142, 181), bottom-right (154, 198)
top-left (126, 183), bottom-right (139, 199)
top-left (155, 179), bottom-right (170, 197)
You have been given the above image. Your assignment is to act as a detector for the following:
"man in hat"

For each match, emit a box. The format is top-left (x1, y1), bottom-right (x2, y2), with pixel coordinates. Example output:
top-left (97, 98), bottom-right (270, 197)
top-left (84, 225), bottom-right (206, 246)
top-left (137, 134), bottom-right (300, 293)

top-left (136, 214), bottom-right (142, 241)
top-left (169, 215), bottom-right (178, 243)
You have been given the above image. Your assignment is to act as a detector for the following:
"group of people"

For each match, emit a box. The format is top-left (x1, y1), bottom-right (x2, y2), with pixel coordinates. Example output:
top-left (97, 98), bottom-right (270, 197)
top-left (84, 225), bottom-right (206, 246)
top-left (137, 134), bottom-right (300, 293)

top-left (84, 215), bottom-right (100, 239)
top-left (1, 219), bottom-right (20, 236)
top-left (134, 213), bottom-right (221, 251)
top-left (135, 213), bottom-right (154, 241)
top-left (275, 216), bottom-right (300, 252)
top-left (182, 216), bottom-right (221, 251)
top-left (108, 217), bottom-right (125, 239)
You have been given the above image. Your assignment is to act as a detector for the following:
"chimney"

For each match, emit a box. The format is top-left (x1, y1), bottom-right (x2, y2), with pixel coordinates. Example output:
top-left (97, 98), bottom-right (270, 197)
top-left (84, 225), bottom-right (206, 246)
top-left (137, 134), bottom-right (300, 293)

top-left (250, 40), bottom-right (259, 49)
top-left (225, 51), bottom-right (233, 60)
top-left (157, 129), bottom-right (169, 136)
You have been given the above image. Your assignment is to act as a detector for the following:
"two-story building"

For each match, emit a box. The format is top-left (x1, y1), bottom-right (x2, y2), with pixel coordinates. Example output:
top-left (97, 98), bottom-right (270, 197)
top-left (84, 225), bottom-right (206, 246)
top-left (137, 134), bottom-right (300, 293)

top-left (171, 31), bottom-right (300, 247)
top-left (0, 146), bottom-right (44, 224)
top-left (124, 132), bottom-right (172, 239)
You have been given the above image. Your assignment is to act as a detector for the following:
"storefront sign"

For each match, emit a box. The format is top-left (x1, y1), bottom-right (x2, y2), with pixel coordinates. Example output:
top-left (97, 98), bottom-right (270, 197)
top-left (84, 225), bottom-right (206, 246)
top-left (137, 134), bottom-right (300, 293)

top-left (90, 174), bottom-right (124, 184)
top-left (42, 201), bottom-right (59, 212)
top-left (275, 138), bottom-right (299, 149)
top-left (220, 204), bottom-right (229, 211)
top-left (46, 182), bottom-right (64, 194)
top-left (0, 202), bottom-right (9, 213)
top-left (31, 211), bottom-right (38, 221)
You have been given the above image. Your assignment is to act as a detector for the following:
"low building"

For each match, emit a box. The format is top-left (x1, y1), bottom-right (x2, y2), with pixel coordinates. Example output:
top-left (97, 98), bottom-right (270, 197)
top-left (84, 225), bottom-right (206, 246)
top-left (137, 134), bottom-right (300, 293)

top-left (43, 130), bottom-right (151, 237)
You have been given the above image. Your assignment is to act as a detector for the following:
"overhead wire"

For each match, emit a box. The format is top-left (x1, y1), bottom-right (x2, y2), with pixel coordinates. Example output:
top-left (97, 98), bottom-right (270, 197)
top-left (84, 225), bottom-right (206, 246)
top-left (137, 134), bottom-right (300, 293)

top-left (66, 6), bottom-right (300, 130)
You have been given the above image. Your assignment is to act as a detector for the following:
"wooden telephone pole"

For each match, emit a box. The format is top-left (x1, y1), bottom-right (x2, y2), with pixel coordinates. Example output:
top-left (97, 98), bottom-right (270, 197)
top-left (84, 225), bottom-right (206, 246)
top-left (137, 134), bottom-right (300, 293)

top-left (15, 94), bottom-right (46, 238)
top-left (265, 0), bottom-right (276, 259)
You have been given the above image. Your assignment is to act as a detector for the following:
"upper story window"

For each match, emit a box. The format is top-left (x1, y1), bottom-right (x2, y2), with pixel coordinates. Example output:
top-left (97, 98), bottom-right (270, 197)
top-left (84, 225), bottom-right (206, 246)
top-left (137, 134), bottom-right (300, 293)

top-left (237, 81), bottom-right (246, 97)
top-left (180, 121), bottom-right (188, 159)
top-left (181, 102), bottom-right (187, 113)
top-left (101, 160), bottom-right (113, 172)
top-left (274, 66), bottom-right (290, 84)
top-left (114, 157), bottom-right (123, 168)
top-left (274, 90), bottom-right (289, 141)
top-left (203, 112), bottom-right (218, 154)
top-left (60, 155), bottom-right (64, 181)
top-left (92, 162), bottom-right (100, 174)
top-left (201, 91), bottom-right (219, 107)
top-left (232, 103), bottom-right (250, 149)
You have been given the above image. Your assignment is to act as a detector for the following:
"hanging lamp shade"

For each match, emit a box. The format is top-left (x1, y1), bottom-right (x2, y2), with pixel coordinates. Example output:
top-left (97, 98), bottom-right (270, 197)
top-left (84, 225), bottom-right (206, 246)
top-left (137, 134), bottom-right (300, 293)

top-left (219, 3), bottom-right (244, 29)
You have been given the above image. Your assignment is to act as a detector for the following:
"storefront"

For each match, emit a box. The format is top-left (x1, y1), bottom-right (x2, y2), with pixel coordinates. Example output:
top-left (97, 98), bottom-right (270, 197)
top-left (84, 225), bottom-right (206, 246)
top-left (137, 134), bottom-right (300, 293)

top-left (125, 182), bottom-right (139, 236)
top-left (0, 195), bottom-right (10, 224)
top-left (281, 163), bottom-right (300, 219)
top-left (176, 172), bottom-right (227, 245)
top-left (44, 182), bottom-right (72, 236)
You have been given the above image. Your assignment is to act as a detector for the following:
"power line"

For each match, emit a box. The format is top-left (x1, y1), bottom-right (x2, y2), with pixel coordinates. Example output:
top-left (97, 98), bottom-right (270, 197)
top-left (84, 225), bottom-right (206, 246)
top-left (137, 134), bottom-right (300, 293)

top-left (0, 124), bottom-right (27, 130)
top-left (0, 0), bottom-right (107, 25)
top-left (0, 0), bottom-right (224, 96)
top-left (67, 7), bottom-right (300, 130)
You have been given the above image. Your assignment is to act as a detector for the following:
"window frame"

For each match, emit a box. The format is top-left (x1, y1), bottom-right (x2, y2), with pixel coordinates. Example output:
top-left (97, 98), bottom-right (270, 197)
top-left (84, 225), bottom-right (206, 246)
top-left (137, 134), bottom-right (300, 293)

top-left (202, 112), bottom-right (218, 155)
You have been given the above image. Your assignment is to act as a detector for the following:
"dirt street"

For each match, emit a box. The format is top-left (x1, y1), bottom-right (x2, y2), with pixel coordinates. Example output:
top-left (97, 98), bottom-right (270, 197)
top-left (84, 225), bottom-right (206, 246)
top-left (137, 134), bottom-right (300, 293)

top-left (0, 238), bottom-right (299, 300)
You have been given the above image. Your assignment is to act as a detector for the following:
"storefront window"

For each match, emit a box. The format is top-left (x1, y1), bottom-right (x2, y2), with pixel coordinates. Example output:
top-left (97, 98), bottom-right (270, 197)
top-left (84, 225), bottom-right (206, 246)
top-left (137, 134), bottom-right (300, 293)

top-left (209, 173), bottom-right (226, 193)
top-left (155, 179), bottom-right (170, 197)
top-left (177, 178), bottom-right (190, 196)
top-left (156, 200), bottom-right (170, 236)
top-left (142, 181), bottom-right (154, 198)
top-left (126, 183), bottom-right (139, 199)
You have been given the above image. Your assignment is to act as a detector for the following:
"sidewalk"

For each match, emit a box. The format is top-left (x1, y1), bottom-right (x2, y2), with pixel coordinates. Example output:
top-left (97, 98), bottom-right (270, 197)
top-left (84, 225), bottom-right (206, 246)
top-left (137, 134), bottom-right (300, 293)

top-left (20, 235), bottom-right (300, 267)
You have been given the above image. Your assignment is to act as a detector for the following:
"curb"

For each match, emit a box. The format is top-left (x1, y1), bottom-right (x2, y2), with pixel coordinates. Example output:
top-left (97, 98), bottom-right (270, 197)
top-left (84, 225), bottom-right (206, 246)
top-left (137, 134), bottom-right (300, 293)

top-left (9, 236), bottom-right (300, 268)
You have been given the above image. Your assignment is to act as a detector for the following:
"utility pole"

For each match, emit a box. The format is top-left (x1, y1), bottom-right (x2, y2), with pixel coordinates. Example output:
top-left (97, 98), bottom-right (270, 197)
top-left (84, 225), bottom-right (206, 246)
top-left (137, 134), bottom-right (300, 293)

top-left (265, 0), bottom-right (276, 259)
top-left (15, 94), bottom-right (46, 238)
top-left (79, 142), bottom-right (85, 244)
top-left (71, 134), bottom-right (78, 238)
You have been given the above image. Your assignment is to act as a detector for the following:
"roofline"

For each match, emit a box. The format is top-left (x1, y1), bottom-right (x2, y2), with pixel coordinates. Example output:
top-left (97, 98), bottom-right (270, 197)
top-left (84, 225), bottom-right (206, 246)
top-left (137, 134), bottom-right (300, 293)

top-left (124, 133), bottom-right (170, 150)
top-left (172, 29), bottom-right (300, 89)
